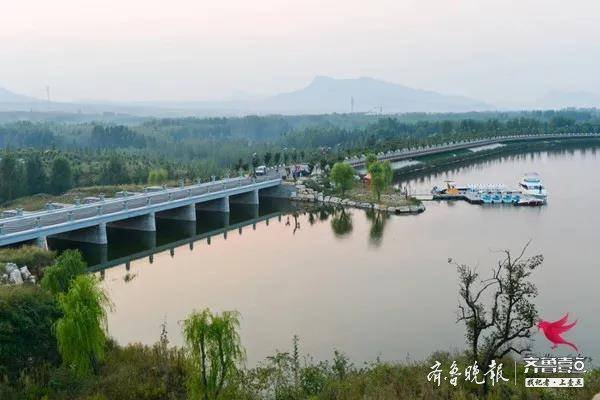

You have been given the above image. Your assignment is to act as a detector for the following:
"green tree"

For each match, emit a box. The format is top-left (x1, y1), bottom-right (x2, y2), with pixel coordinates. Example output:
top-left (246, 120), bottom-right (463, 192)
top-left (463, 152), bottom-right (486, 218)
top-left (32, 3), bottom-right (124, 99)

top-left (0, 286), bottom-right (62, 381)
top-left (368, 160), bottom-right (393, 202)
top-left (26, 153), bottom-right (48, 195)
top-left (148, 168), bottom-right (168, 185)
top-left (263, 152), bottom-right (272, 166)
top-left (55, 274), bottom-right (110, 377)
top-left (183, 308), bottom-right (245, 400)
top-left (365, 153), bottom-right (378, 169)
top-left (0, 153), bottom-right (26, 201)
top-left (273, 152), bottom-right (281, 165)
top-left (41, 249), bottom-right (87, 296)
top-left (102, 155), bottom-right (129, 185)
top-left (49, 157), bottom-right (73, 195)
top-left (329, 162), bottom-right (355, 196)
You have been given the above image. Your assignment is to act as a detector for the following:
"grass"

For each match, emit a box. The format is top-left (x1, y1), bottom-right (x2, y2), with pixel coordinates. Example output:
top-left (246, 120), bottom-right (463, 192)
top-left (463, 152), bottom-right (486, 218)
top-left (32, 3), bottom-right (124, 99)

top-left (0, 246), bottom-right (56, 277)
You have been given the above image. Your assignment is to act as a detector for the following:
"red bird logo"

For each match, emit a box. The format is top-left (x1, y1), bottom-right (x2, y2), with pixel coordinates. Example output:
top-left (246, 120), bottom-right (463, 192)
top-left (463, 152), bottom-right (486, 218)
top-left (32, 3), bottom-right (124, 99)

top-left (538, 313), bottom-right (579, 352)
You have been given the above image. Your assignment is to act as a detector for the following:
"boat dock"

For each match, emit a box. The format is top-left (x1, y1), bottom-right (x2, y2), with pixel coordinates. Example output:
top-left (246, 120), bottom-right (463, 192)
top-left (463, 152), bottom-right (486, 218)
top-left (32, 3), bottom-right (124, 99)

top-left (429, 182), bottom-right (546, 207)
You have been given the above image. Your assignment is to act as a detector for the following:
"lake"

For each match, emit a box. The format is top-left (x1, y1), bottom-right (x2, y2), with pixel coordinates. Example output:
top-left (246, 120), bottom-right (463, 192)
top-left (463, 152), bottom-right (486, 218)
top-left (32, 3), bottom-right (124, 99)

top-left (50, 145), bottom-right (600, 365)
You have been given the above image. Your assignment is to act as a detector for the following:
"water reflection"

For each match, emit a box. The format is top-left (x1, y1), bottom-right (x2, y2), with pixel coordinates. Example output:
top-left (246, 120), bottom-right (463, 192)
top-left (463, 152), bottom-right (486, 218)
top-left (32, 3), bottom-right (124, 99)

top-left (48, 199), bottom-right (299, 273)
top-left (365, 210), bottom-right (389, 247)
top-left (330, 208), bottom-right (353, 237)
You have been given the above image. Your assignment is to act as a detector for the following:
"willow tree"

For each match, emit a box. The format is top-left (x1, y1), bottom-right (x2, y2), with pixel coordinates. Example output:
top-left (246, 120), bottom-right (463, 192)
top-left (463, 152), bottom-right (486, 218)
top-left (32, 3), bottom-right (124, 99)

top-left (41, 249), bottom-right (87, 296)
top-left (368, 160), bottom-right (393, 202)
top-left (55, 274), bottom-right (111, 376)
top-left (183, 308), bottom-right (245, 400)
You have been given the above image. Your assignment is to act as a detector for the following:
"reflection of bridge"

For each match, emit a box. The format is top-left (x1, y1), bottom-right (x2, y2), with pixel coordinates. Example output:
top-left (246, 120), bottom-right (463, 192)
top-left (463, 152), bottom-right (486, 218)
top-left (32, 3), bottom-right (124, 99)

top-left (87, 210), bottom-right (284, 273)
top-left (0, 174), bottom-right (282, 248)
top-left (346, 133), bottom-right (600, 168)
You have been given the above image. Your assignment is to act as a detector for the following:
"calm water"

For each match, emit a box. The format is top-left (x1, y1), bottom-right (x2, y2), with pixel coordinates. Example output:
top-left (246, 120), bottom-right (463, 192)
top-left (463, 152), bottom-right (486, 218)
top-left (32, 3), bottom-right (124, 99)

top-left (51, 146), bottom-right (600, 365)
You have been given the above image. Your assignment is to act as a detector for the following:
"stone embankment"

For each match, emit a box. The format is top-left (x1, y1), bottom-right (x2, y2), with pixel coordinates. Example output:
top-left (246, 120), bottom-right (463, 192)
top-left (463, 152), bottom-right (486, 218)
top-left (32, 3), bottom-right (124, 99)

top-left (291, 185), bottom-right (425, 214)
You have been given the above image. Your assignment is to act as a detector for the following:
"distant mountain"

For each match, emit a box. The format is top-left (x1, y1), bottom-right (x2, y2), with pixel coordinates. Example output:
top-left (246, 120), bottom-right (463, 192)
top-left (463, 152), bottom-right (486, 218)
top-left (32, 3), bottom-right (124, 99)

top-left (0, 77), bottom-right (492, 117)
top-left (250, 76), bottom-right (492, 114)
top-left (0, 87), bottom-right (39, 103)
top-left (535, 90), bottom-right (600, 109)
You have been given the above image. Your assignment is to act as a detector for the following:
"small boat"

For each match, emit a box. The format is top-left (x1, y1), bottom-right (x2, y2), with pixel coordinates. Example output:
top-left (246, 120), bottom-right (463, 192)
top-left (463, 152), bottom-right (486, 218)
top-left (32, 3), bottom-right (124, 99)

top-left (481, 193), bottom-right (492, 204)
top-left (492, 193), bottom-right (503, 203)
top-left (512, 194), bottom-right (521, 203)
top-left (502, 193), bottom-right (513, 203)
top-left (516, 197), bottom-right (545, 207)
top-left (519, 173), bottom-right (547, 202)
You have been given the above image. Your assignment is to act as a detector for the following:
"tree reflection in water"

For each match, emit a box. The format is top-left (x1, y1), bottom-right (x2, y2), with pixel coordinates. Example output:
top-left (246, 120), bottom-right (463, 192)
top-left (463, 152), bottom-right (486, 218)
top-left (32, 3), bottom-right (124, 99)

top-left (365, 209), bottom-right (389, 247)
top-left (330, 207), bottom-right (353, 237)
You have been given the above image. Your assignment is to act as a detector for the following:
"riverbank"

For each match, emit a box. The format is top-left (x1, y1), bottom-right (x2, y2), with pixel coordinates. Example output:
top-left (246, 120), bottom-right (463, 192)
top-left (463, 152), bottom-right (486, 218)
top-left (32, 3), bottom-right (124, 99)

top-left (291, 180), bottom-right (425, 214)
top-left (390, 137), bottom-right (600, 178)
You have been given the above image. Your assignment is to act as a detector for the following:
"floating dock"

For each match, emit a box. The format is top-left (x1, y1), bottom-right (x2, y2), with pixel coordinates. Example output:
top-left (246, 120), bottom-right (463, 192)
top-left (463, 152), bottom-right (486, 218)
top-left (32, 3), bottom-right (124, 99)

top-left (430, 182), bottom-right (546, 207)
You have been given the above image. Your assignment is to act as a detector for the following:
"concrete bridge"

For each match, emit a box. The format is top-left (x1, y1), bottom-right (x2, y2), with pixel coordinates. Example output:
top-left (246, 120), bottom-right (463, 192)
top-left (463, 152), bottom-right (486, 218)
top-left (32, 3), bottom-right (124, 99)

top-left (346, 132), bottom-right (600, 168)
top-left (0, 173), bottom-right (283, 248)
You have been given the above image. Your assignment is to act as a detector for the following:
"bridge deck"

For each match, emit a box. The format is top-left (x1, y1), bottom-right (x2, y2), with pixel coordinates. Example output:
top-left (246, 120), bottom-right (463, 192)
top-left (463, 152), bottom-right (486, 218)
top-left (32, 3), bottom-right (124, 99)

top-left (0, 174), bottom-right (282, 246)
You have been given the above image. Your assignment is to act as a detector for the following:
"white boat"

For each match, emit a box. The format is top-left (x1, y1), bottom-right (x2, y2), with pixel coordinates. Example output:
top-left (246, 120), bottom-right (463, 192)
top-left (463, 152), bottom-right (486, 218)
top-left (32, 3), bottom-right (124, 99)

top-left (519, 173), bottom-right (547, 202)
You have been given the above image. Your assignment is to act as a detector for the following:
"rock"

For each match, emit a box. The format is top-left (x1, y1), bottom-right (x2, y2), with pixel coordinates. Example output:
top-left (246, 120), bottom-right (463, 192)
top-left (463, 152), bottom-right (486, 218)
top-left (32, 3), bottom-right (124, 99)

top-left (324, 196), bottom-right (331, 203)
top-left (4, 263), bottom-right (18, 274)
top-left (317, 195), bottom-right (324, 202)
top-left (19, 266), bottom-right (32, 281)
top-left (9, 269), bottom-right (23, 285)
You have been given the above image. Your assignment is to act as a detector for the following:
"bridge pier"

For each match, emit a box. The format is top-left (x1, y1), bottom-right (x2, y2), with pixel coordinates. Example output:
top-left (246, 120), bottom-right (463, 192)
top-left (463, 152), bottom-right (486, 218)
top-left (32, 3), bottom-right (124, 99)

top-left (157, 204), bottom-right (197, 221)
top-left (50, 222), bottom-right (108, 245)
top-left (196, 196), bottom-right (230, 212)
top-left (230, 189), bottom-right (259, 205)
top-left (107, 212), bottom-right (156, 231)
top-left (35, 236), bottom-right (48, 250)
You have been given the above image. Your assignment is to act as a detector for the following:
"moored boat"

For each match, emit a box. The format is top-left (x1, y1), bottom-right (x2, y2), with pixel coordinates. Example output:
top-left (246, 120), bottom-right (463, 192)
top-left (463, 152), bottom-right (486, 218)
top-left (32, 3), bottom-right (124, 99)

top-left (519, 173), bottom-right (547, 202)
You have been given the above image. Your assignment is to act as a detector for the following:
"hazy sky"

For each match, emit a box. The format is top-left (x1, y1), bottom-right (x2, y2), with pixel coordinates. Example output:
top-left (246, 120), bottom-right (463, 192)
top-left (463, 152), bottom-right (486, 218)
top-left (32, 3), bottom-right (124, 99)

top-left (2, 0), bottom-right (600, 105)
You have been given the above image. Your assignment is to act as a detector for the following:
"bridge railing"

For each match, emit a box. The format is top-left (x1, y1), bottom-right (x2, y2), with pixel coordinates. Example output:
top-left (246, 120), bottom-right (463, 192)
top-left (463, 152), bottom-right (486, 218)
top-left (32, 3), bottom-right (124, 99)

top-left (0, 172), bottom-right (281, 236)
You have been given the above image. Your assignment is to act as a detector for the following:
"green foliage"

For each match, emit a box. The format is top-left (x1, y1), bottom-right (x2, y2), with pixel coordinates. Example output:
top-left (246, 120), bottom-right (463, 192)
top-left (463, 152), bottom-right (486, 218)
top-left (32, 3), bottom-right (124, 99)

top-left (41, 249), bottom-right (87, 296)
top-left (0, 153), bottom-right (26, 202)
top-left (368, 160), bottom-right (393, 202)
top-left (26, 154), bottom-right (48, 194)
top-left (0, 286), bottom-right (62, 381)
top-left (0, 246), bottom-right (56, 277)
top-left (55, 274), bottom-right (111, 377)
top-left (329, 162), bottom-right (355, 195)
top-left (101, 155), bottom-right (129, 185)
top-left (183, 309), bottom-right (245, 400)
top-left (49, 157), bottom-right (73, 195)
top-left (148, 168), bottom-right (169, 185)
top-left (365, 153), bottom-right (378, 169)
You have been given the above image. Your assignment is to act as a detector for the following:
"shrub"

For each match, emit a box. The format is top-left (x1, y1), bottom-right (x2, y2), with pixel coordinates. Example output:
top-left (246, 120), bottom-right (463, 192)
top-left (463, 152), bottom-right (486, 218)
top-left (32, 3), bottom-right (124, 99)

top-left (41, 250), bottom-right (87, 296)
top-left (0, 285), bottom-right (62, 381)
